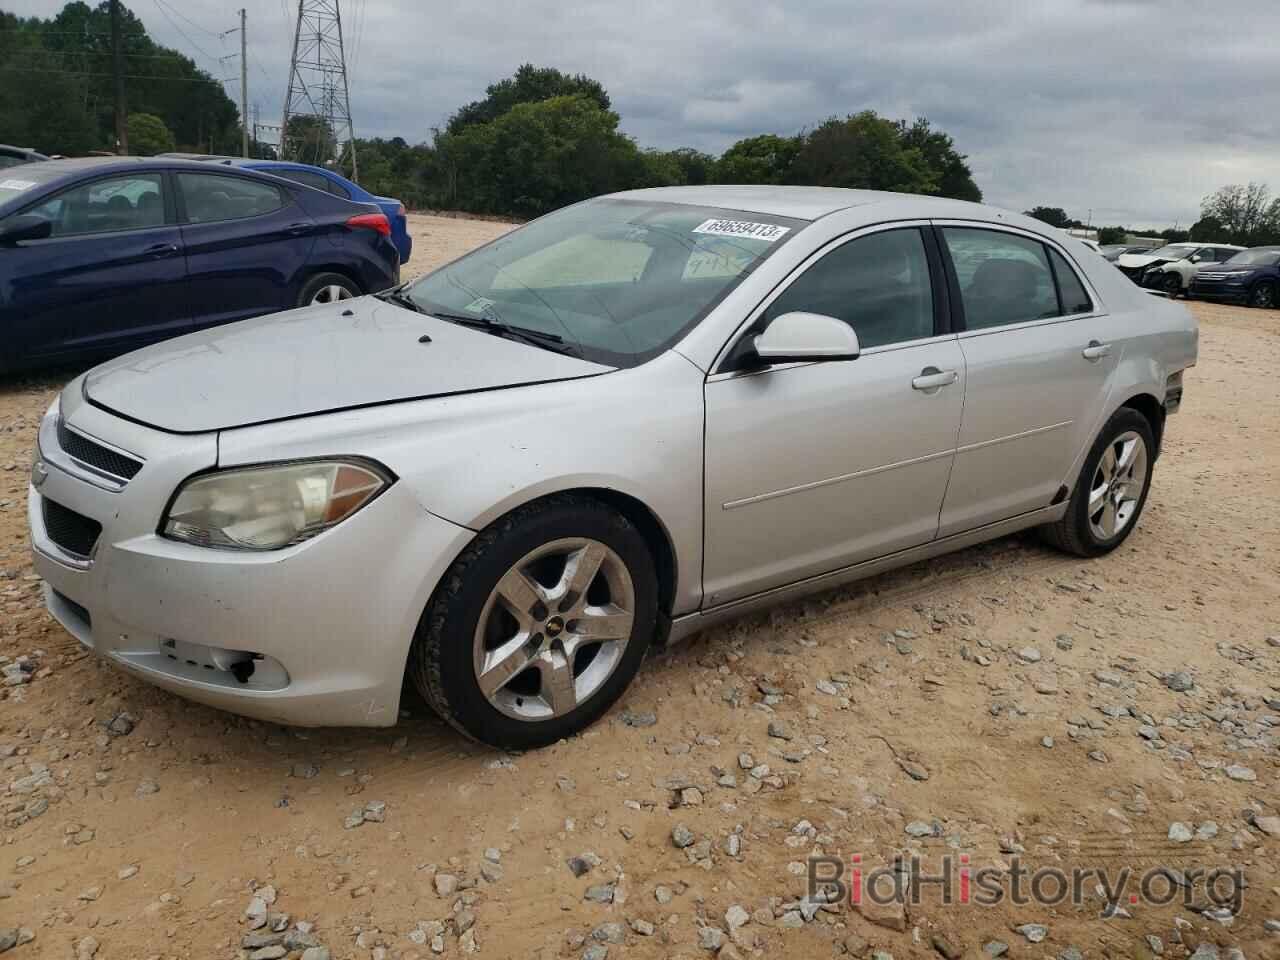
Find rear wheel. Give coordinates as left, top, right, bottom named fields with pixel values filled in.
left=409, top=495, right=657, bottom=750
left=1249, top=280, right=1276, bottom=309
left=298, top=272, right=359, bottom=307
left=1041, top=408, right=1155, bottom=557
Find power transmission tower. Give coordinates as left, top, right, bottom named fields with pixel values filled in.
left=280, top=0, right=357, bottom=180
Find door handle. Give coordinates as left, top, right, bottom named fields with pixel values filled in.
left=1082, top=340, right=1112, bottom=361
left=911, top=368, right=959, bottom=392
left=286, top=222, right=311, bottom=236
left=142, top=242, right=179, bottom=258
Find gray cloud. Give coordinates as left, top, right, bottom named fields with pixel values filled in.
left=9, top=0, right=1280, bottom=226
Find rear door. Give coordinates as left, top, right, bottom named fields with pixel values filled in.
left=935, top=223, right=1118, bottom=536
left=176, top=170, right=317, bottom=329
left=2, top=171, right=187, bottom=362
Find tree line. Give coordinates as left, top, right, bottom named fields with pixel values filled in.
left=340, top=64, right=982, bottom=218
left=1025, top=184, right=1280, bottom=248
left=0, top=2, right=242, bottom=158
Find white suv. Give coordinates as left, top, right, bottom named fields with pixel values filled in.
left=1116, top=242, right=1245, bottom=296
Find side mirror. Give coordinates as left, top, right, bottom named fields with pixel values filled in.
left=1189, top=255, right=1202, bottom=263
left=0, top=214, right=52, bottom=245
left=753, top=312, right=860, bottom=364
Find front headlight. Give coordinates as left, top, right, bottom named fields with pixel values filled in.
left=161, top=458, right=392, bottom=551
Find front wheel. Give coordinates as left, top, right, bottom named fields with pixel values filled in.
left=409, top=495, right=657, bottom=750
left=1249, top=280, right=1276, bottom=309
left=297, top=272, right=360, bottom=307
left=1162, top=272, right=1182, bottom=297
left=1041, top=408, right=1155, bottom=557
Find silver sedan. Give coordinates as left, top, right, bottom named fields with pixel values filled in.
left=29, top=186, right=1197, bottom=748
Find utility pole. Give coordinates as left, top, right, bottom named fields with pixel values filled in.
left=239, top=9, right=249, bottom=157
left=109, top=0, right=128, bottom=154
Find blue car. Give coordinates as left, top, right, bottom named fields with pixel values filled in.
left=1188, top=246, right=1280, bottom=309
left=0, top=157, right=399, bottom=373
left=210, top=159, right=412, bottom=265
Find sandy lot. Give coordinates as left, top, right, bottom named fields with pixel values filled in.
left=1, top=217, right=1277, bottom=960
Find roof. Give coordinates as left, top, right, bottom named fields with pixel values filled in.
left=604, top=184, right=1026, bottom=227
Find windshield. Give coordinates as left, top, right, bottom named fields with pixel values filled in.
left=1224, top=248, right=1280, bottom=266
left=1148, top=244, right=1197, bottom=259
left=401, top=198, right=804, bottom=367
left=0, top=163, right=61, bottom=205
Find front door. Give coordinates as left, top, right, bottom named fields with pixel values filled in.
left=4, top=171, right=188, bottom=361
left=935, top=224, right=1119, bottom=536
left=703, top=225, right=965, bottom=606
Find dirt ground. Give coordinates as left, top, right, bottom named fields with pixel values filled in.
left=1, top=216, right=1277, bottom=960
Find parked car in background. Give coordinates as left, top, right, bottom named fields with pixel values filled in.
left=0, top=144, right=50, bottom=169
left=0, top=157, right=399, bottom=373
left=27, top=186, right=1197, bottom=748
left=1100, top=244, right=1157, bottom=262
left=1188, top=246, right=1280, bottom=308
left=1115, top=242, right=1244, bottom=295
left=165, top=156, right=413, bottom=265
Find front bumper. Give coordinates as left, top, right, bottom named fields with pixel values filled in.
left=29, top=393, right=473, bottom=727
left=1188, top=281, right=1248, bottom=302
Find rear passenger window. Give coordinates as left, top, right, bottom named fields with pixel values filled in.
left=765, top=227, right=935, bottom=349
left=1049, top=249, right=1093, bottom=314
left=943, top=228, right=1059, bottom=330
left=178, top=173, right=286, bottom=224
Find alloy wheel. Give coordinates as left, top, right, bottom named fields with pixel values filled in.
left=1087, top=430, right=1148, bottom=541
left=473, top=538, right=635, bottom=721
left=311, top=284, right=354, bottom=305
left=1251, top=283, right=1275, bottom=309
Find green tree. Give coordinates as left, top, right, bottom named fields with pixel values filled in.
left=1024, top=206, right=1072, bottom=229
left=1199, top=183, right=1280, bottom=245
left=715, top=134, right=802, bottom=184
left=126, top=112, right=174, bottom=155
left=897, top=118, right=982, bottom=202
left=1096, top=226, right=1127, bottom=245
left=447, top=64, right=611, bottom=136
left=444, top=94, right=646, bottom=218
left=1188, top=215, right=1224, bottom=242
left=790, top=112, right=936, bottom=194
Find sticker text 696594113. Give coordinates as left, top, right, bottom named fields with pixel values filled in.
left=692, top=219, right=791, bottom=243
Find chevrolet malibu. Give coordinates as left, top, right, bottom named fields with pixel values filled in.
left=29, top=186, right=1198, bottom=749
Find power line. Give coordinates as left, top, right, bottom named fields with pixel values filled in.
left=151, top=0, right=221, bottom=68
left=153, top=0, right=221, bottom=39
left=0, top=65, right=230, bottom=85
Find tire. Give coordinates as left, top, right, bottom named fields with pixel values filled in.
left=1249, top=280, right=1276, bottom=309
left=409, top=495, right=658, bottom=750
left=1162, top=272, right=1182, bottom=297
left=297, top=272, right=360, bottom=307
left=1041, top=408, right=1155, bottom=558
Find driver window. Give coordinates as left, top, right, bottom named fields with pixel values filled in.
left=26, top=174, right=165, bottom=237
left=764, top=228, right=935, bottom=349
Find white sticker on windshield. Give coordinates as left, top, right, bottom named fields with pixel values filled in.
left=0, top=179, right=37, bottom=191
left=692, top=218, right=790, bottom=242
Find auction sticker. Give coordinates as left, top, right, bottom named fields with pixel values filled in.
left=692, top=218, right=790, bottom=242
left=0, top=179, right=37, bottom=191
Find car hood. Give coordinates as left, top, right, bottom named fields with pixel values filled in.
left=83, top=297, right=615, bottom=433
left=1116, top=253, right=1173, bottom=269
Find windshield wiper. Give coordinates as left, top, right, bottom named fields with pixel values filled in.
left=431, top=312, right=581, bottom=357
left=377, top=288, right=428, bottom=314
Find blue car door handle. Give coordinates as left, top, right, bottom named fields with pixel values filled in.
left=286, top=222, right=312, bottom=236
left=142, top=242, right=180, bottom=258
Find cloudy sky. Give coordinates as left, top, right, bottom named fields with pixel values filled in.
left=9, top=0, right=1280, bottom=226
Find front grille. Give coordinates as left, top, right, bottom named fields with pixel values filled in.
left=42, top=498, right=102, bottom=559
left=57, top=417, right=143, bottom=482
